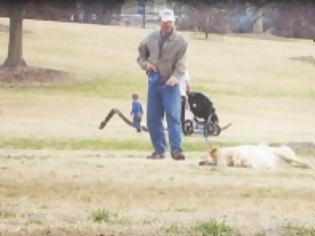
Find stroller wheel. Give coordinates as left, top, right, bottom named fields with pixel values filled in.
left=184, top=120, right=194, bottom=136
left=203, top=122, right=214, bottom=137
left=212, top=124, right=221, bottom=136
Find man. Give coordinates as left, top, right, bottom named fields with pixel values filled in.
left=137, top=9, right=188, bottom=160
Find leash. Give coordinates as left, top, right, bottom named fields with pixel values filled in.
left=220, top=123, right=232, bottom=131
left=203, top=123, right=232, bottom=148
left=203, top=135, right=212, bottom=148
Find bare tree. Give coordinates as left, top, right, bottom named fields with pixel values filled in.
left=251, top=0, right=275, bottom=33
left=177, top=0, right=234, bottom=38
left=2, top=0, right=27, bottom=68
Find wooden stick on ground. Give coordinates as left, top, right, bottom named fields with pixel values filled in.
left=99, top=108, right=148, bottom=132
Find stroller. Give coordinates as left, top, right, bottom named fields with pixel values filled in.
left=183, top=92, right=231, bottom=137
left=98, top=92, right=230, bottom=139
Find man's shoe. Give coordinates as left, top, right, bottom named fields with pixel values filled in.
left=147, top=152, right=165, bottom=160
left=171, top=151, right=185, bottom=161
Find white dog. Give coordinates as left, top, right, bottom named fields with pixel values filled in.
left=200, top=145, right=313, bottom=170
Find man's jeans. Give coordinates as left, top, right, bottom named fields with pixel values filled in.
left=147, top=82, right=182, bottom=154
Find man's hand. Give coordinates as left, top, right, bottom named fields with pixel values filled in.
left=145, top=61, right=157, bottom=73
left=165, top=76, right=179, bottom=87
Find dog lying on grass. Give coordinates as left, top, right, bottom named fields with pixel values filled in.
left=199, top=145, right=314, bottom=169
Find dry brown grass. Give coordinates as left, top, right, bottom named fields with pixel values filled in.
left=0, top=150, right=315, bottom=235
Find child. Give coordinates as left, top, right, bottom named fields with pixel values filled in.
left=131, top=94, right=143, bottom=132
left=179, top=70, right=191, bottom=132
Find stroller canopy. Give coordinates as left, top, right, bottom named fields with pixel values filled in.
left=187, top=92, right=216, bottom=122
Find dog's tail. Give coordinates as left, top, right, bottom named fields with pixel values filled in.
left=272, top=146, right=314, bottom=170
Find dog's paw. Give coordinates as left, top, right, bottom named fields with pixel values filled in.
left=199, top=160, right=215, bottom=166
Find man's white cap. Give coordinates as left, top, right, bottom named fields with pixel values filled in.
left=159, top=9, right=175, bottom=22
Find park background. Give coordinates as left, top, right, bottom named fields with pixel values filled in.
left=0, top=0, right=315, bottom=235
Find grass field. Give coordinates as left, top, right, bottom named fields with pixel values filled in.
left=1, top=18, right=315, bottom=235
left=0, top=150, right=315, bottom=235
left=1, top=18, right=315, bottom=144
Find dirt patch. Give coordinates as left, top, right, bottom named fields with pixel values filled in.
left=290, top=56, right=315, bottom=66
left=287, top=142, right=315, bottom=155
left=0, top=66, right=71, bottom=84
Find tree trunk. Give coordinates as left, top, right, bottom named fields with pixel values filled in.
left=142, top=1, right=146, bottom=29
left=204, top=15, right=210, bottom=39
left=253, top=6, right=264, bottom=33
left=3, top=0, right=27, bottom=68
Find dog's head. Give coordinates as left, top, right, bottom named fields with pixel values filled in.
left=208, top=147, right=219, bottom=165
left=208, top=146, right=235, bottom=167
left=199, top=147, right=219, bottom=166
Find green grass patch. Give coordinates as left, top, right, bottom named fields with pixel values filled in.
left=192, top=82, right=315, bottom=100
left=0, top=73, right=147, bottom=100
left=91, top=208, right=110, bottom=223
left=90, top=209, right=129, bottom=225
left=174, top=208, right=195, bottom=212
left=282, top=223, right=315, bottom=236
left=0, top=137, right=152, bottom=151
left=58, top=72, right=147, bottom=99
left=0, top=137, right=240, bottom=151
left=2, top=76, right=314, bottom=100
left=194, top=219, right=240, bottom=236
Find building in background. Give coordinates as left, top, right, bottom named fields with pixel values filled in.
left=120, top=0, right=169, bottom=28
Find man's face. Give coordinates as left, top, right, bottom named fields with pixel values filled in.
left=160, top=21, right=174, bottom=35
